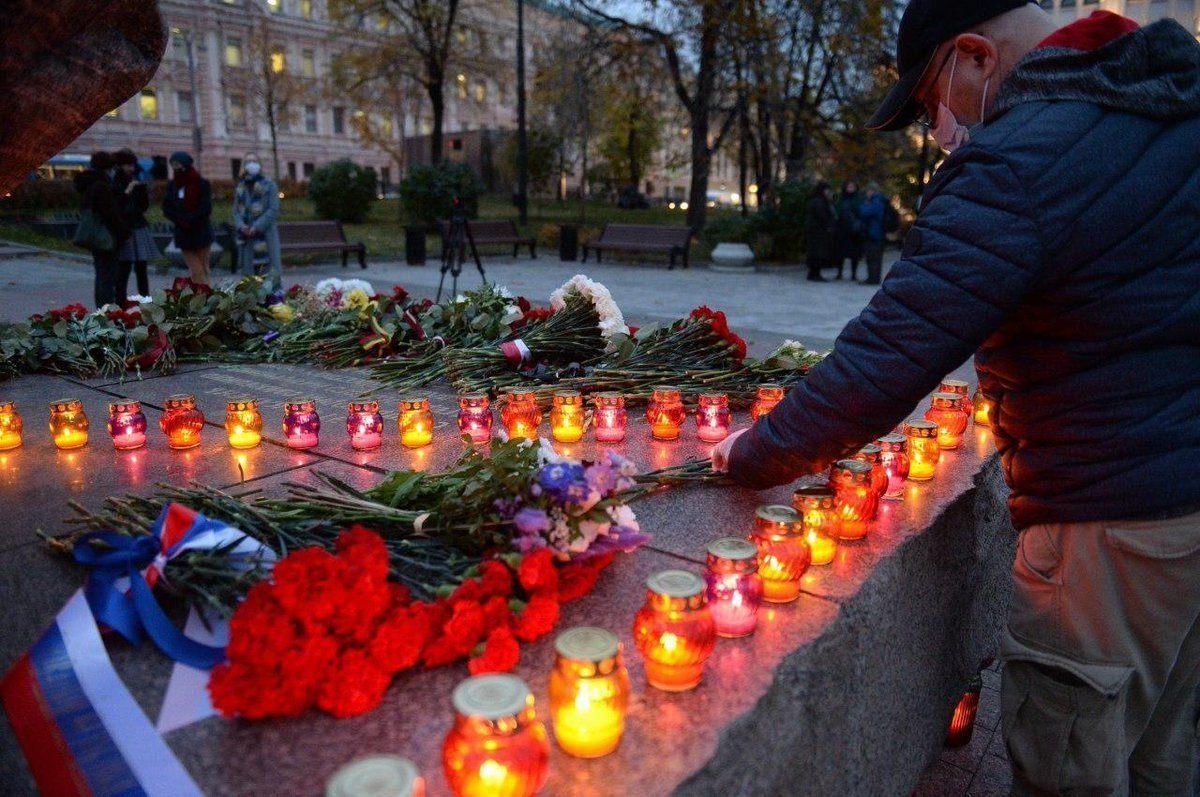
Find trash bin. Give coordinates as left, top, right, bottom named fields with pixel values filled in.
left=405, top=225, right=426, bottom=266
left=559, top=224, right=578, bottom=262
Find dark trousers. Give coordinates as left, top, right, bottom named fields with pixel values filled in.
left=863, top=240, right=885, bottom=285
left=116, top=260, right=149, bottom=303
left=838, top=238, right=863, bottom=279
left=91, top=248, right=119, bottom=308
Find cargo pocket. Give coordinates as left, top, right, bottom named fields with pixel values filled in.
left=1104, top=511, right=1200, bottom=560
left=1001, top=650, right=1134, bottom=795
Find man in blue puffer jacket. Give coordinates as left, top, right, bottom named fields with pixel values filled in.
left=717, top=0, right=1200, bottom=791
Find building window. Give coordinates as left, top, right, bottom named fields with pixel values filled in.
left=287, top=162, right=297, bottom=181
left=474, top=80, right=487, bottom=103
left=451, top=138, right=463, bottom=152
left=271, top=47, right=286, bottom=73
left=303, top=162, right=315, bottom=179
left=380, top=166, right=391, bottom=187
left=301, top=49, right=316, bottom=77
left=456, top=74, right=467, bottom=99
left=178, top=91, right=194, bottom=123
left=106, top=106, right=120, bottom=118
left=332, top=106, right=346, bottom=134
left=299, top=0, right=313, bottom=18
left=266, top=0, right=281, bottom=12
left=230, top=159, right=242, bottom=180
left=225, top=37, right=243, bottom=67
left=139, top=89, right=158, bottom=120
left=304, top=105, right=318, bottom=133
left=228, top=94, right=247, bottom=129
left=1060, top=0, right=1075, bottom=7
left=170, top=27, right=188, bottom=61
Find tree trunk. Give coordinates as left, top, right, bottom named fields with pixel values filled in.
left=686, top=107, right=711, bottom=231
left=427, top=72, right=445, bottom=163
left=626, top=115, right=639, bottom=189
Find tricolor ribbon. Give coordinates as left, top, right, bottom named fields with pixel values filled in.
left=72, top=503, right=274, bottom=670
left=500, top=338, right=532, bottom=366
left=403, top=308, right=428, bottom=340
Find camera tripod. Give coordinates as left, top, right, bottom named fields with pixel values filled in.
left=436, top=199, right=487, bottom=302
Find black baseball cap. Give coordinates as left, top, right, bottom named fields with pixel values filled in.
left=868, top=0, right=1031, bottom=131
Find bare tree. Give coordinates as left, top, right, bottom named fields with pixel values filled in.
left=242, top=10, right=304, bottom=180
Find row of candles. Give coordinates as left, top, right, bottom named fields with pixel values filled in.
left=0, top=379, right=994, bottom=455
left=361, top=382, right=993, bottom=796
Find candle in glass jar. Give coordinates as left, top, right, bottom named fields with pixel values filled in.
left=550, top=391, right=585, bottom=443
left=945, top=673, right=984, bottom=748
left=0, top=402, right=23, bottom=451
left=832, top=459, right=878, bottom=540
left=876, top=433, right=910, bottom=500
left=939, top=379, right=972, bottom=417
left=501, top=390, right=542, bottom=441
left=399, top=397, right=434, bottom=448
left=632, top=570, right=716, bottom=691
left=905, top=420, right=939, bottom=481
left=346, top=400, right=384, bottom=450
left=442, top=674, right=549, bottom=797
left=854, top=443, right=888, bottom=500
left=750, top=505, right=810, bottom=602
left=160, top=394, right=205, bottom=450
left=107, top=401, right=147, bottom=450
left=283, top=399, right=321, bottom=449
left=225, top=398, right=262, bottom=449
left=326, top=756, right=425, bottom=797
left=704, top=538, right=764, bottom=637
left=792, top=485, right=839, bottom=566
left=49, top=399, right=89, bottom=450
left=549, top=627, right=630, bottom=758
left=695, top=392, right=732, bottom=443
left=592, top=393, right=627, bottom=443
left=925, top=392, right=968, bottom=449
left=646, top=386, right=686, bottom=441
left=457, top=393, right=493, bottom=444
left=750, top=384, right=785, bottom=421
left=972, top=387, right=994, bottom=427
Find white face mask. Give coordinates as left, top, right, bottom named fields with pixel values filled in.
left=931, top=50, right=990, bottom=154
left=245, top=161, right=261, bottom=176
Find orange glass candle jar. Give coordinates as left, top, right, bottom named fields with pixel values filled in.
left=399, top=397, right=434, bottom=448
left=704, top=538, right=764, bottom=638
left=646, top=386, right=686, bottom=441
left=750, top=384, right=785, bottom=421
left=347, top=400, right=384, bottom=451
left=49, top=399, right=89, bottom=450
left=695, top=392, right=732, bottom=443
left=939, top=379, right=972, bottom=416
left=327, top=756, right=425, bottom=797
left=160, top=394, right=205, bottom=450
left=548, top=627, right=630, bottom=759
left=877, top=433, right=910, bottom=500
left=107, top=401, right=147, bottom=450
left=945, top=673, right=984, bottom=748
left=854, top=443, right=888, bottom=499
left=972, top=387, right=994, bottom=427
left=905, top=420, right=939, bottom=481
left=633, top=570, right=716, bottom=692
left=225, top=398, right=262, bottom=449
left=925, top=392, right=968, bottom=450
left=457, top=393, right=493, bottom=444
left=750, top=505, right=810, bottom=603
left=0, top=401, right=23, bottom=451
left=592, top=393, right=627, bottom=443
left=792, top=485, right=839, bottom=566
left=283, top=398, right=321, bottom=449
left=442, top=674, right=549, bottom=797
left=832, top=459, right=877, bottom=540
left=550, top=391, right=585, bottom=443
left=501, top=390, right=542, bottom=441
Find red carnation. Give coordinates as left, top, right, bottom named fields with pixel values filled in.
left=450, top=578, right=486, bottom=605
left=335, top=526, right=390, bottom=583
left=517, top=550, right=558, bottom=596
left=316, top=649, right=392, bottom=718
left=391, top=285, right=410, bottom=304
left=482, top=596, right=513, bottom=629
left=513, top=595, right=560, bottom=642
left=370, top=605, right=433, bottom=673
left=478, top=560, right=514, bottom=599
left=556, top=554, right=614, bottom=603
left=131, top=325, right=173, bottom=370
left=468, top=627, right=520, bottom=675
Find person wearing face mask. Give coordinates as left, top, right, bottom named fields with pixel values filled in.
left=713, top=0, right=1200, bottom=791
left=73, top=151, right=130, bottom=307
left=113, top=148, right=155, bottom=302
left=162, top=151, right=214, bottom=286
left=232, top=153, right=282, bottom=291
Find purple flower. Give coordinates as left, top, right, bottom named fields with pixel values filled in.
left=537, top=463, right=585, bottom=496
left=512, top=534, right=549, bottom=554
left=584, top=464, right=617, bottom=496
left=513, top=507, right=551, bottom=535
left=578, top=526, right=652, bottom=558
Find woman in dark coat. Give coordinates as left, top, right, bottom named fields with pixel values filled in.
left=113, top=149, right=155, bottom=301
left=73, top=151, right=129, bottom=307
left=835, top=181, right=865, bottom=280
left=804, top=181, right=837, bottom=282
left=162, top=151, right=213, bottom=286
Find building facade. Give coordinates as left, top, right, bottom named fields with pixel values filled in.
left=1039, top=0, right=1199, bottom=31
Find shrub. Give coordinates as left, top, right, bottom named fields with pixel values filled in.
left=701, top=215, right=755, bottom=250
left=536, top=223, right=561, bottom=249
left=751, top=179, right=812, bottom=261
left=0, top=179, right=79, bottom=212
left=400, top=162, right=481, bottom=228
left=308, top=160, right=378, bottom=223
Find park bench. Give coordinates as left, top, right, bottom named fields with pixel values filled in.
left=277, top=220, right=367, bottom=269
left=582, top=223, right=692, bottom=269
left=438, top=219, right=536, bottom=259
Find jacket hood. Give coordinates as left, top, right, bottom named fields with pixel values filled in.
left=992, top=19, right=1200, bottom=121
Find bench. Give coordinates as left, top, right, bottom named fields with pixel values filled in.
left=438, top=219, right=536, bottom=259
left=582, top=223, right=692, bottom=269
left=277, top=220, right=367, bottom=269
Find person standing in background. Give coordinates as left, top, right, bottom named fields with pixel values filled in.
left=232, top=153, right=282, bottom=291
left=112, top=149, right=155, bottom=302
left=834, top=181, right=865, bottom=280
left=73, top=151, right=129, bottom=307
left=857, top=184, right=889, bottom=285
left=162, top=151, right=213, bottom=286
left=804, top=181, right=837, bottom=282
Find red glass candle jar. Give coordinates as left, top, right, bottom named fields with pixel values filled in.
left=592, top=393, right=627, bottom=443
left=832, top=459, right=877, bottom=539
left=548, top=627, right=630, bottom=759
left=646, top=386, right=687, bottom=441
left=876, top=433, right=910, bottom=500
left=225, top=398, right=262, bottom=449
left=283, top=398, right=321, bottom=449
left=457, top=393, right=493, bottom=444
left=160, top=394, right=204, bottom=450
left=905, top=420, right=939, bottom=481
left=347, top=400, right=384, bottom=451
left=399, top=397, right=434, bottom=449
left=925, top=392, right=968, bottom=450
left=750, top=505, right=810, bottom=603
left=704, top=538, right=764, bottom=638
left=792, top=485, right=839, bottom=566
left=442, top=674, right=550, bottom=797
left=0, top=401, right=22, bottom=451
left=695, top=392, right=732, bottom=443
left=945, top=673, right=984, bottom=748
left=107, top=401, right=147, bottom=450
left=972, top=387, right=994, bottom=428
left=501, top=389, right=542, bottom=441
left=49, top=399, right=89, bottom=450
left=939, top=378, right=972, bottom=417
left=750, top=384, right=785, bottom=421
left=633, top=570, right=716, bottom=692
left=550, top=390, right=585, bottom=443
left=854, top=443, right=888, bottom=499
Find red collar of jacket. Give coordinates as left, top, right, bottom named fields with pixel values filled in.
left=1036, top=10, right=1139, bottom=52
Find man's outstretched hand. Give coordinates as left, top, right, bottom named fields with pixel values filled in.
left=712, top=428, right=749, bottom=473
